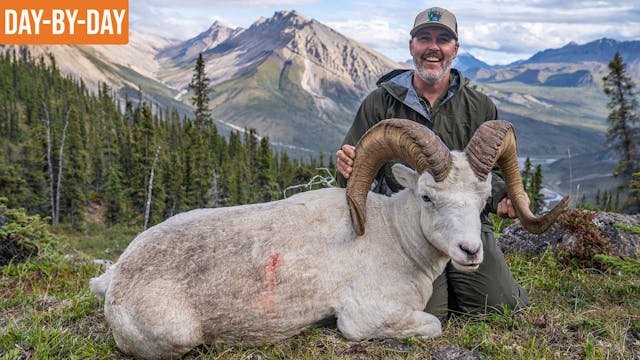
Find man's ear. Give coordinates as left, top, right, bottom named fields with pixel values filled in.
left=392, top=164, right=418, bottom=190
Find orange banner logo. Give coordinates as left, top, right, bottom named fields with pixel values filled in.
left=1, top=0, right=128, bottom=44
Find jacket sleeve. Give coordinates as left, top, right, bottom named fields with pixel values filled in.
left=487, top=102, right=508, bottom=213
left=336, top=91, right=385, bottom=188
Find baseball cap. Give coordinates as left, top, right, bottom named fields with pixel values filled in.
left=410, top=7, right=458, bottom=39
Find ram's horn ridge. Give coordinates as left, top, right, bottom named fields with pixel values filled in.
left=465, top=120, right=570, bottom=234
left=346, top=118, right=452, bottom=235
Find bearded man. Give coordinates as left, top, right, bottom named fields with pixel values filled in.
left=335, top=7, right=530, bottom=320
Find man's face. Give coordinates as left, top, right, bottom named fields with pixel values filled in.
left=410, top=27, right=459, bottom=85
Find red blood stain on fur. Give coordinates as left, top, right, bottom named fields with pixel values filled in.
left=265, top=253, right=282, bottom=292
left=260, top=253, right=283, bottom=313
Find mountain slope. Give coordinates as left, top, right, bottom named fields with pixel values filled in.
left=0, top=32, right=191, bottom=114
left=522, top=38, right=640, bottom=65
left=158, top=10, right=406, bottom=153
left=157, top=21, right=242, bottom=66
left=452, top=50, right=492, bottom=71
left=470, top=38, right=640, bottom=86
left=5, top=14, right=637, bottom=165
left=465, top=38, right=640, bottom=144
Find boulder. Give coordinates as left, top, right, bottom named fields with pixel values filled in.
left=497, top=211, right=640, bottom=259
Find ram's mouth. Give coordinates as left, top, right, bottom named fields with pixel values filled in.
left=452, top=261, right=481, bottom=272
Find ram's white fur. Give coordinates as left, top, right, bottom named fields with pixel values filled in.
left=90, top=152, right=490, bottom=360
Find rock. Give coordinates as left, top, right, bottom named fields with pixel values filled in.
left=592, top=212, right=640, bottom=258
left=497, top=211, right=640, bottom=259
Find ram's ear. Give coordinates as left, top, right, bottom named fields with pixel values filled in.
left=392, top=164, right=419, bottom=190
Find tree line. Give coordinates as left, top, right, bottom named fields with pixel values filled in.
left=0, top=49, right=333, bottom=228
left=1, top=47, right=637, bottom=230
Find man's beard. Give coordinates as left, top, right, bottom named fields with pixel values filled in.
left=414, top=53, right=453, bottom=85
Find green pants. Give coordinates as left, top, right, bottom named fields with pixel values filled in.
left=425, top=228, right=529, bottom=319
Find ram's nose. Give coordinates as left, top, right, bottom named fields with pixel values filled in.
left=459, top=244, right=481, bottom=259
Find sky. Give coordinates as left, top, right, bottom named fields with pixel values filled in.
left=131, top=1, right=640, bottom=65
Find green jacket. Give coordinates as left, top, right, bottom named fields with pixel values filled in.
left=337, top=68, right=507, bottom=226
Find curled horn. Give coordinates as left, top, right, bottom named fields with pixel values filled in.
left=346, top=118, right=452, bottom=236
left=465, top=120, right=570, bottom=234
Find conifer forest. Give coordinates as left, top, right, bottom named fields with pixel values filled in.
left=0, top=49, right=332, bottom=228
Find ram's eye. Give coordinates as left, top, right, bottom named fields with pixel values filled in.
left=422, top=195, right=431, bottom=203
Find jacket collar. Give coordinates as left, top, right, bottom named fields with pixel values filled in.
left=378, top=68, right=464, bottom=121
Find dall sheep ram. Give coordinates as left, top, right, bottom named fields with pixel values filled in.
left=90, top=119, right=568, bottom=359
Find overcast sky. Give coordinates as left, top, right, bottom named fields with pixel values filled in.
left=131, top=1, right=640, bottom=65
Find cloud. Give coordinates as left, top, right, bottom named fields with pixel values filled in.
left=131, top=0, right=323, bottom=39
left=130, top=0, right=640, bottom=64
left=132, top=0, right=315, bottom=9
left=453, top=1, right=640, bottom=61
left=325, top=19, right=409, bottom=50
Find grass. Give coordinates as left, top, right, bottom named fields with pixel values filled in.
left=615, top=223, right=640, bottom=236
left=1, top=223, right=639, bottom=359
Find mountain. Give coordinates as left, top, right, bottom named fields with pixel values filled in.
left=469, top=38, right=640, bottom=86
left=463, top=38, right=640, bottom=139
left=3, top=13, right=638, bottom=201
left=542, top=147, right=624, bottom=201
left=155, top=10, right=406, bottom=154
left=452, top=50, right=492, bottom=71
left=520, top=38, right=640, bottom=65
left=157, top=21, right=242, bottom=65
left=0, top=31, right=191, bottom=114
left=1, top=11, right=406, bottom=154
left=461, top=38, right=640, bottom=201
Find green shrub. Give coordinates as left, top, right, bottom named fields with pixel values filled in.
left=0, top=198, right=61, bottom=266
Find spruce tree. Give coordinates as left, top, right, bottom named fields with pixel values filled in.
left=520, top=156, right=544, bottom=213
left=188, top=53, right=212, bottom=128
left=128, top=102, right=157, bottom=218
left=530, top=164, right=544, bottom=213
left=603, top=52, right=640, bottom=183
left=104, top=167, right=126, bottom=224
left=255, top=137, right=279, bottom=202
left=182, top=119, right=212, bottom=208
left=60, top=106, right=88, bottom=225
left=629, top=172, right=640, bottom=212
left=0, top=159, right=28, bottom=208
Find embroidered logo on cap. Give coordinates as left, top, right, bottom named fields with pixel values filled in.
left=428, top=9, right=442, bottom=22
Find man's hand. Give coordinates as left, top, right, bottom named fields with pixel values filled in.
left=336, top=144, right=356, bottom=179
left=497, top=193, right=531, bottom=219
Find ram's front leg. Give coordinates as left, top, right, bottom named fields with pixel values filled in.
left=337, top=307, right=442, bottom=341
left=379, top=310, right=443, bottom=339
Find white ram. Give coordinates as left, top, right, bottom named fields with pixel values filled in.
left=90, top=119, right=568, bottom=359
